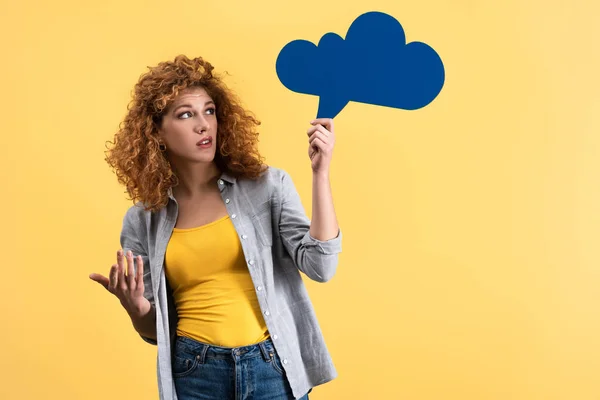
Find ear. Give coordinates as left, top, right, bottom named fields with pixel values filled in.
left=156, top=123, right=165, bottom=140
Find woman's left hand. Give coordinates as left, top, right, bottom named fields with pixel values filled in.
left=307, top=118, right=336, bottom=174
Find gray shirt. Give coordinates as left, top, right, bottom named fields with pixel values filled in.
left=119, top=166, right=343, bottom=399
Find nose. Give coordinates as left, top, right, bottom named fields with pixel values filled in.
left=194, top=114, right=209, bottom=133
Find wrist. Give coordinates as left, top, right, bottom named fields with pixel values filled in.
left=312, top=169, right=330, bottom=179
left=124, top=299, right=152, bottom=321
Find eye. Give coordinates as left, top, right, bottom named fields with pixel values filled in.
left=205, top=107, right=216, bottom=115
left=178, top=111, right=193, bottom=119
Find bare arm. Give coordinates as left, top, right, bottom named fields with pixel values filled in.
left=128, top=301, right=157, bottom=342
left=309, top=171, right=340, bottom=241
left=278, top=116, right=343, bottom=282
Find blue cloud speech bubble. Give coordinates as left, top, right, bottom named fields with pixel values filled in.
left=276, top=11, right=445, bottom=119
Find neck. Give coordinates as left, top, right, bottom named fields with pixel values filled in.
left=171, top=161, right=222, bottom=199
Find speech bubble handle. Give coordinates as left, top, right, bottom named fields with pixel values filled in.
left=316, top=95, right=349, bottom=120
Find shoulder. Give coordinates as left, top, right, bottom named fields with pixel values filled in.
left=234, top=165, right=298, bottom=208
left=263, top=165, right=293, bottom=185
left=122, top=201, right=150, bottom=228
left=237, top=165, right=292, bottom=192
left=256, top=164, right=290, bottom=183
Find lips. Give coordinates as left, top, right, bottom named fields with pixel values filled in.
left=196, top=136, right=213, bottom=146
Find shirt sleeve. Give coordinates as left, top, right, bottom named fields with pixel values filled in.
left=278, top=170, right=342, bottom=282
left=119, top=206, right=157, bottom=345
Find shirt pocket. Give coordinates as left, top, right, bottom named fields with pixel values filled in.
left=251, top=200, right=273, bottom=247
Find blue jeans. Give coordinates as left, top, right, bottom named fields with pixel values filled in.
left=172, top=336, right=310, bottom=400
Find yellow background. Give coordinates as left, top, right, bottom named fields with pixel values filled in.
left=2, top=0, right=599, bottom=398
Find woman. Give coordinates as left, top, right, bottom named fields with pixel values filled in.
left=89, top=55, right=343, bottom=400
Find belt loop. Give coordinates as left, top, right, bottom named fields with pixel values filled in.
left=258, top=340, right=271, bottom=362
left=198, top=343, right=209, bottom=364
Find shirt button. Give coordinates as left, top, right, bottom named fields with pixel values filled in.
left=257, top=286, right=262, bottom=291
left=283, top=359, right=289, bottom=365
left=248, top=260, right=254, bottom=265
left=225, top=199, right=230, bottom=204
left=231, top=214, right=237, bottom=219
left=273, top=335, right=278, bottom=340
left=264, top=310, right=270, bottom=316
left=241, top=234, right=247, bottom=240
left=218, top=179, right=224, bottom=185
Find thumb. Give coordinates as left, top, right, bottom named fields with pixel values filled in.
left=89, top=273, right=110, bottom=291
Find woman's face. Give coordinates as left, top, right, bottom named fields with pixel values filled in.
left=158, top=86, right=218, bottom=165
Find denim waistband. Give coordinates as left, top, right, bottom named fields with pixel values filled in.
left=174, top=335, right=276, bottom=363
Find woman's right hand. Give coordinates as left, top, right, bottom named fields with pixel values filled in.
left=89, top=249, right=151, bottom=317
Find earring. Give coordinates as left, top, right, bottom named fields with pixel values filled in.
left=159, top=143, right=167, bottom=151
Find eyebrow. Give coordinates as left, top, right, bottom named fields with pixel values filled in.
left=172, top=100, right=215, bottom=113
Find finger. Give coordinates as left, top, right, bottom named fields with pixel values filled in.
left=119, top=251, right=129, bottom=291
left=306, top=125, right=321, bottom=136
left=306, top=124, right=330, bottom=137
left=126, top=251, right=135, bottom=289
left=108, top=265, right=118, bottom=293
left=116, top=250, right=124, bottom=291
left=314, top=124, right=332, bottom=138
left=89, top=273, right=110, bottom=291
left=309, top=131, right=329, bottom=146
left=311, top=118, right=334, bottom=132
left=310, top=136, right=328, bottom=151
left=136, top=255, right=144, bottom=292
left=308, top=145, right=318, bottom=160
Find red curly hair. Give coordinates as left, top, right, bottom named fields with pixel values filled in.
left=105, top=55, right=267, bottom=213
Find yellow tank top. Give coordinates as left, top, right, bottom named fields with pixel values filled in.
left=164, top=214, right=269, bottom=347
